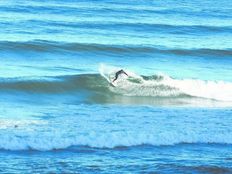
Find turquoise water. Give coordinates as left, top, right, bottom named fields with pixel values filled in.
left=1, top=0, right=232, bottom=173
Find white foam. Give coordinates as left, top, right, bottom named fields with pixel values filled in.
left=166, top=78, right=232, bottom=101
left=99, top=64, right=232, bottom=102
left=1, top=130, right=232, bottom=151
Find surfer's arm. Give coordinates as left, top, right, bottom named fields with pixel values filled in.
left=122, top=70, right=128, bottom=76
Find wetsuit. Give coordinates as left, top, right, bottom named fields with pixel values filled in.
left=112, top=69, right=128, bottom=82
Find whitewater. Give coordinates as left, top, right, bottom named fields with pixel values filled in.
left=100, top=64, right=232, bottom=102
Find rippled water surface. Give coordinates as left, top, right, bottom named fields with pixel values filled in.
left=1, top=0, right=232, bottom=173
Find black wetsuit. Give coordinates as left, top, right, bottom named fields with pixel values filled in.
left=112, top=69, right=128, bottom=82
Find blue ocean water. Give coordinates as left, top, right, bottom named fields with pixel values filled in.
left=1, top=0, right=232, bottom=173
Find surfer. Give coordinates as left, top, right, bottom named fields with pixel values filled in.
left=112, top=69, right=128, bottom=82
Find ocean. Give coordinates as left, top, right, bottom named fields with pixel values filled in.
left=0, top=0, right=232, bottom=173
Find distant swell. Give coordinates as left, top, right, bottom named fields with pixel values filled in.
left=1, top=41, right=232, bottom=57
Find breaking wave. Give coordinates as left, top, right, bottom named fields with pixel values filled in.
left=98, top=64, right=232, bottom=102
left=1, top=129, right=232, bottom=151
left=0, top=64, right=231, bottom=103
